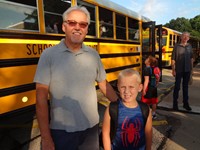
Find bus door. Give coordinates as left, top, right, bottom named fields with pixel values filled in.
left=142, top=22, right=162, bottom=81
left=155, top=25, right=163, bottom=81
left=142, top=21, right=155, bottom=65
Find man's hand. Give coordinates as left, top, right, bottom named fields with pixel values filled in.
left=41, top=137, right=55, bottom=150
left=172, top=70, right=176, bottom=77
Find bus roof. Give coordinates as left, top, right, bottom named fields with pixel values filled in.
left=162, top=26, right=182, bottom=35
left=83, top=0, right=151, bottom=22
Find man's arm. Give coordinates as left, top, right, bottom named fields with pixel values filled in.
left=98, top=80, right=118, bottom=102
left=36, top=83, right=55, bottom=150
left=102, top=107, right=112, bottom=150
left=171, top=44, right=177, bottom=77
left=171, top=60, right=176, bottom=77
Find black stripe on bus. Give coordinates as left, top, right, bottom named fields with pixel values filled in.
left=105, top=63, right=140, bottom=73
left=0, top=53, right=139, bottom=68
left=85, top=38, right=140, bottom=44
left=0, top=83, right=35, bottom=97
left=0, top=104, right=36, bottom=122
left=100, top=52, right=140, bottom=58
left=164, top=51, right=172, bottom=54
left=0, top=63, right=140, bottom=97
left=0, top=31, right=64, bottom=41
left=0, top=58, right=39, bottom=68
left=0, top=31, right=140, bottom=45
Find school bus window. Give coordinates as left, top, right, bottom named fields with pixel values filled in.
left=4, top=0, right=37, bottom=7
left=173, top=35, right=176, bottom=46
left=99, top=7, right=113, bottom=38
left=128, top=18, right=139, bottom=41
left=142, top=28, right=151, bottom=52
left=116, top=13, right=126, bottom=40
left=162, top=29, right=168, bottom=36
left=0, top=0, right=38, bottom=31
left=177, top=36, right=180, bottom=43
left=78, top=1, right=96, bottom=36
left=142, top=38, right=150, bottom=52
left=169, top=34, right=173, bottom=47
left=43, top=0, right=69, bottom=34
left=162, top=37, right=167, bottom=46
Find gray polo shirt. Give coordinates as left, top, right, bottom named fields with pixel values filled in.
left=172, top=43, right=193, bottom=73
left=34, top=39, right=106, bottom=132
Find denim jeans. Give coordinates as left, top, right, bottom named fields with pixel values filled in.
left=173, top=71, right=190, bottom=105
left=51, top=124, right=99, bottom=150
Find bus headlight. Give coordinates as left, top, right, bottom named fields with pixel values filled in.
left=22, top=96, right=28, bottom=103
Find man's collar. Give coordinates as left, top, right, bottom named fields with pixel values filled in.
left=58, top=38, right=89, bottom=53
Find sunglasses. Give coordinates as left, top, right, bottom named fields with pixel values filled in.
left=64, top=20, right=88, bottom=28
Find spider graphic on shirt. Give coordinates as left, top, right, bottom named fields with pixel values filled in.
left=120, top=116, right=141, bottom=147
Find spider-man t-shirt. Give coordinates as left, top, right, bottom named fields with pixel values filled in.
left=112, top=100, right=146, bottom=150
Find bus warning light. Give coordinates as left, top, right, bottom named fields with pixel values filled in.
left=22, top=97, right=28, bottom=103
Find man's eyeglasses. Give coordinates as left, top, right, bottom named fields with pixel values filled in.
left=64, top=20, right=88, bottom=28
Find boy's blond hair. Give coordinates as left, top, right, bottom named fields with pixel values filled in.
left=118, top=68, right=141, bottom=83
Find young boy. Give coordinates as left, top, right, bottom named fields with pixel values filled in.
left=102, top=69, right=152, bottom=150
left=141, top=56, right=161, bottom=119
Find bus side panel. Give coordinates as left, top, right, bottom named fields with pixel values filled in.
left=0, top=65, right=37, bottom=89
left=0, top=42, right=57, bottom=59
left=98, top=43, right=141, bottom=82
left=0, top=39, right=59, bottom=115
left=0, top=91, right=36, bottom=115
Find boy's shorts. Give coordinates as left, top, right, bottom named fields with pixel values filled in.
left=141, top=96, right=158, bottom=105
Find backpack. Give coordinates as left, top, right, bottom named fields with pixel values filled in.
left=99, top=100, right=150, bottom=147
left=149, top=66, right=161, bottom=87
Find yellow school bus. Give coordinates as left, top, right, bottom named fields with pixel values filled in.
left=161, top=27, right=200, bottom=67
left=0, top=0, right=160, bottom=116
left=161, top=27, right=181, bottom=67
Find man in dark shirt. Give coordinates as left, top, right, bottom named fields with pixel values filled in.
left=171, top=32, right=193, bottom=111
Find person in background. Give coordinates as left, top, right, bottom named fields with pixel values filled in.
left=34, top=6, right=118, bottom=150
left=102, top=69, right=152, bottom=150
left=141, top=56, right=161, bottom=119
left=171, top=32, right=193, bottom=111
left=100, top=20, right=107, bottom=37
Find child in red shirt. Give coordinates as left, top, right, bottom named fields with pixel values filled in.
left=141, top=56, right=161, bottom=119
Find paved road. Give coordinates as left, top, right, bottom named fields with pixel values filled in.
left=0, top=64, right=199, bottom=150
left=156, top=62, right=200, bottom=150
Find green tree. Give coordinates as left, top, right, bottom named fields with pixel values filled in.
left=165, top=17, right=192, bottom=32
left=164, top=15, right=200, bottom=39
left=189, top=15, right=200, bottom=39
left=190, top=15, right=200, bottom=31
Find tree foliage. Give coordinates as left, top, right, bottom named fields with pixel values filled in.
left=164, top=15, right=200, bottom=39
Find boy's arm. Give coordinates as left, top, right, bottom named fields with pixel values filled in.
left=102, top=106, right=112, bottom=150
left=143, top=76, right=149, bottom=96
left=145, top=109, right=152, bottom=150
left=156, top=77, right=160, bottom=86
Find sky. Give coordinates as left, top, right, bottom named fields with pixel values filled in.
left=110, top=0, right=200, bottom=25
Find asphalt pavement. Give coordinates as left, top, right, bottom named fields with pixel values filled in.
left=155, top=62, right=200, bottom=150
left=1, top=62, right=199, bottom=150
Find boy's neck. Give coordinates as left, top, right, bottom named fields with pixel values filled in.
left=122, top=100, right=138, bottom=108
